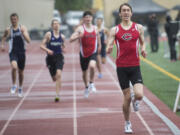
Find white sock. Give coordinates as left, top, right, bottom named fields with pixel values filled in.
left=126, top=121, right=131, bottom=125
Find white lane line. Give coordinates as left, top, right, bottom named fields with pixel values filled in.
left=143, top=96, right=180, bottom=135
left=72, top=46, right=77, bottom=135
left=107, top=56, right=180, bottom=135
left=0, top=66, right=44, bottom=135
left=105, top=57, right=154, bottom=135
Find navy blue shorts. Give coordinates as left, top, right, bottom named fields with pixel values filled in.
left=9, top=52, right=26, bottom=70
left=100, top=47, right=106, bottom=57
left=46, top=54, right=64, bottom=77
left=80, top=53, right=97, bottom=71
left=116, top=66, right=143, bottom=90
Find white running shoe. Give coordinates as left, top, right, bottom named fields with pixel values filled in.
left=124, top=121, right=133, bottom=134
left=10, top=85, right=17, bottom=94
left=18, top=88, right=23, bottom=97
left=131, top=92, right=139, bottom=112
left=84, top=87, right=89, bottom=98
left=89, top=83, right=96, bottom=93
left=132, top=100, right=140, bottom=112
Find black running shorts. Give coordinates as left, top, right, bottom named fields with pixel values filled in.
left=80, top=53, right=97, bottom=71
left=9, top=52, right=26, bottom=70
left=116, top=66, right=143, bottom=90
left=46, top=54, right=64, bottom=77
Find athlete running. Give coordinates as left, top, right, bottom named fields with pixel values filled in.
left=1, top=13, right=31, bottom=97
left=70, top=11, right=101, bottom=98
left=95, top=17, right=109, bottom=78
left=40, top=19, right=65, bottom=102
left=106, top=3, right=147, bottom=134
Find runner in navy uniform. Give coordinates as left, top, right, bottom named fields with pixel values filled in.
left=1, top=13, right=31, bottom=97
left=40, top=19, right=65, bottom=102
left=96, top=17, right=109, bottom=78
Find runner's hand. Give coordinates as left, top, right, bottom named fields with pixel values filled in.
left=141, top=50, right=147, bottom=58
left=47, top=50, right=53, bottom=55
left=106, top=45, right=113, bottom=54
left=0, top=46, right=5, bottom=52
left=78, top=32, right=83, bottom=39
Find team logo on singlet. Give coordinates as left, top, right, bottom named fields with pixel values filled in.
left=121, top=33, right=132, bottom=41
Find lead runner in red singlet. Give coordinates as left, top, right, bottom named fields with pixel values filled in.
left=106, top=3, right=147, bottom=134
left=70, top=11, right=101, bottom=98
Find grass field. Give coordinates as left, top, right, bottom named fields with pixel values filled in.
left=111, top=40, right=180, bottom=116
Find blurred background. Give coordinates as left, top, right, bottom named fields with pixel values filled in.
left=0, top=0, right=179, bottom=38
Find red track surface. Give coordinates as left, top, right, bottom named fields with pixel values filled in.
left=0, top=41, right=180, bottom=135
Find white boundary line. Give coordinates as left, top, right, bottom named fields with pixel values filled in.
left=107, top=56, right=180, bottom=135
left=0, top=66, right=44, bottom=135
left=73, top=45, right=78, bottom=135
left=104, top=65, right=154, bottom=135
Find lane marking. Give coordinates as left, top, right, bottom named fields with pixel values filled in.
left=107, top=56, right=180, bottom=135
left=72, top=45, right=78, bottom=135
left=0, top=66, right=44, bottom=135
left=140, top=56, right=180, bottom=82
left=106, top=57, right=154, bottom=135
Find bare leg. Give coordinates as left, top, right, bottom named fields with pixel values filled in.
left=18, top=69, right=24, bottom=88
left=96, top=54, right=102, bottom=74
left=101, top=57, right=106, bottom=64
left=11, top=61, right=17, bottom=85
left=82, top=70, right=88, bottom=87
left=55, top=69, right=62, bottom=96
left=122, top=88, right=131, bottom=121
left=133, top=83, right=143, bottom=101
left=89, top=60, right=96, bottom=83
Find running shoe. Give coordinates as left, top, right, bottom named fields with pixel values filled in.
left=132, top=100, right=140, bottom=112
left=88, top=83, right=96, bottom=93
left=98, top=73, right=103, bottom=79
left=124, top=121, right=133, bottom=134
left=131, top=92, right=139, bottom=112
left=89, top=83, right=96, bottom=93
left=54, top=95, right=60, bottom=102
left=84, top=87, right=89, bottom=98
left=10, top=85, right=17, bottom=94
left=18, top=88, right=23, bottom=97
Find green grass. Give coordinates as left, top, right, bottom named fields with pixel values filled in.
left=111, top=42, right=180, bottom=116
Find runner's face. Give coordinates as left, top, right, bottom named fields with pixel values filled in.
left=52, top=21, right=60, bottom=31
left=96, top=18, right=103, bottom=26
left=83, top=15, right=93, bottom=24
left=11, top=16, right=18, bottom=26
left=119, top=5, right=132, bottom=21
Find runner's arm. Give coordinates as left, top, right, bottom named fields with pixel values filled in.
left=69, top=26, right=83, bottom=42
left=21, top=25, right=31, bottom=43
left=138, top=24, right=147, bottom=58
left=106, top=27, right=116, bottom=54
left=1, top=28, right=10, bottom=51
left=40, top=32, right=53, bottom=55
left=61, top=34, right=66, bottom=53
left=97, top=29, right=101, bottom=53
left=104, top=27, right=110, bottom=45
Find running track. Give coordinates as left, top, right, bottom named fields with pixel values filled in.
left=0, top=41, right=180, bottom=135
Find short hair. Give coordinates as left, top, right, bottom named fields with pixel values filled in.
left=83, top=11, right=93, bottom=17
left=96, top=16, right=103, bottom=20
left=10, top=13, right=19, bottom=19
left=119, top=3, right=132, bottom=13
left=51, top=18, right=60, bottom=26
